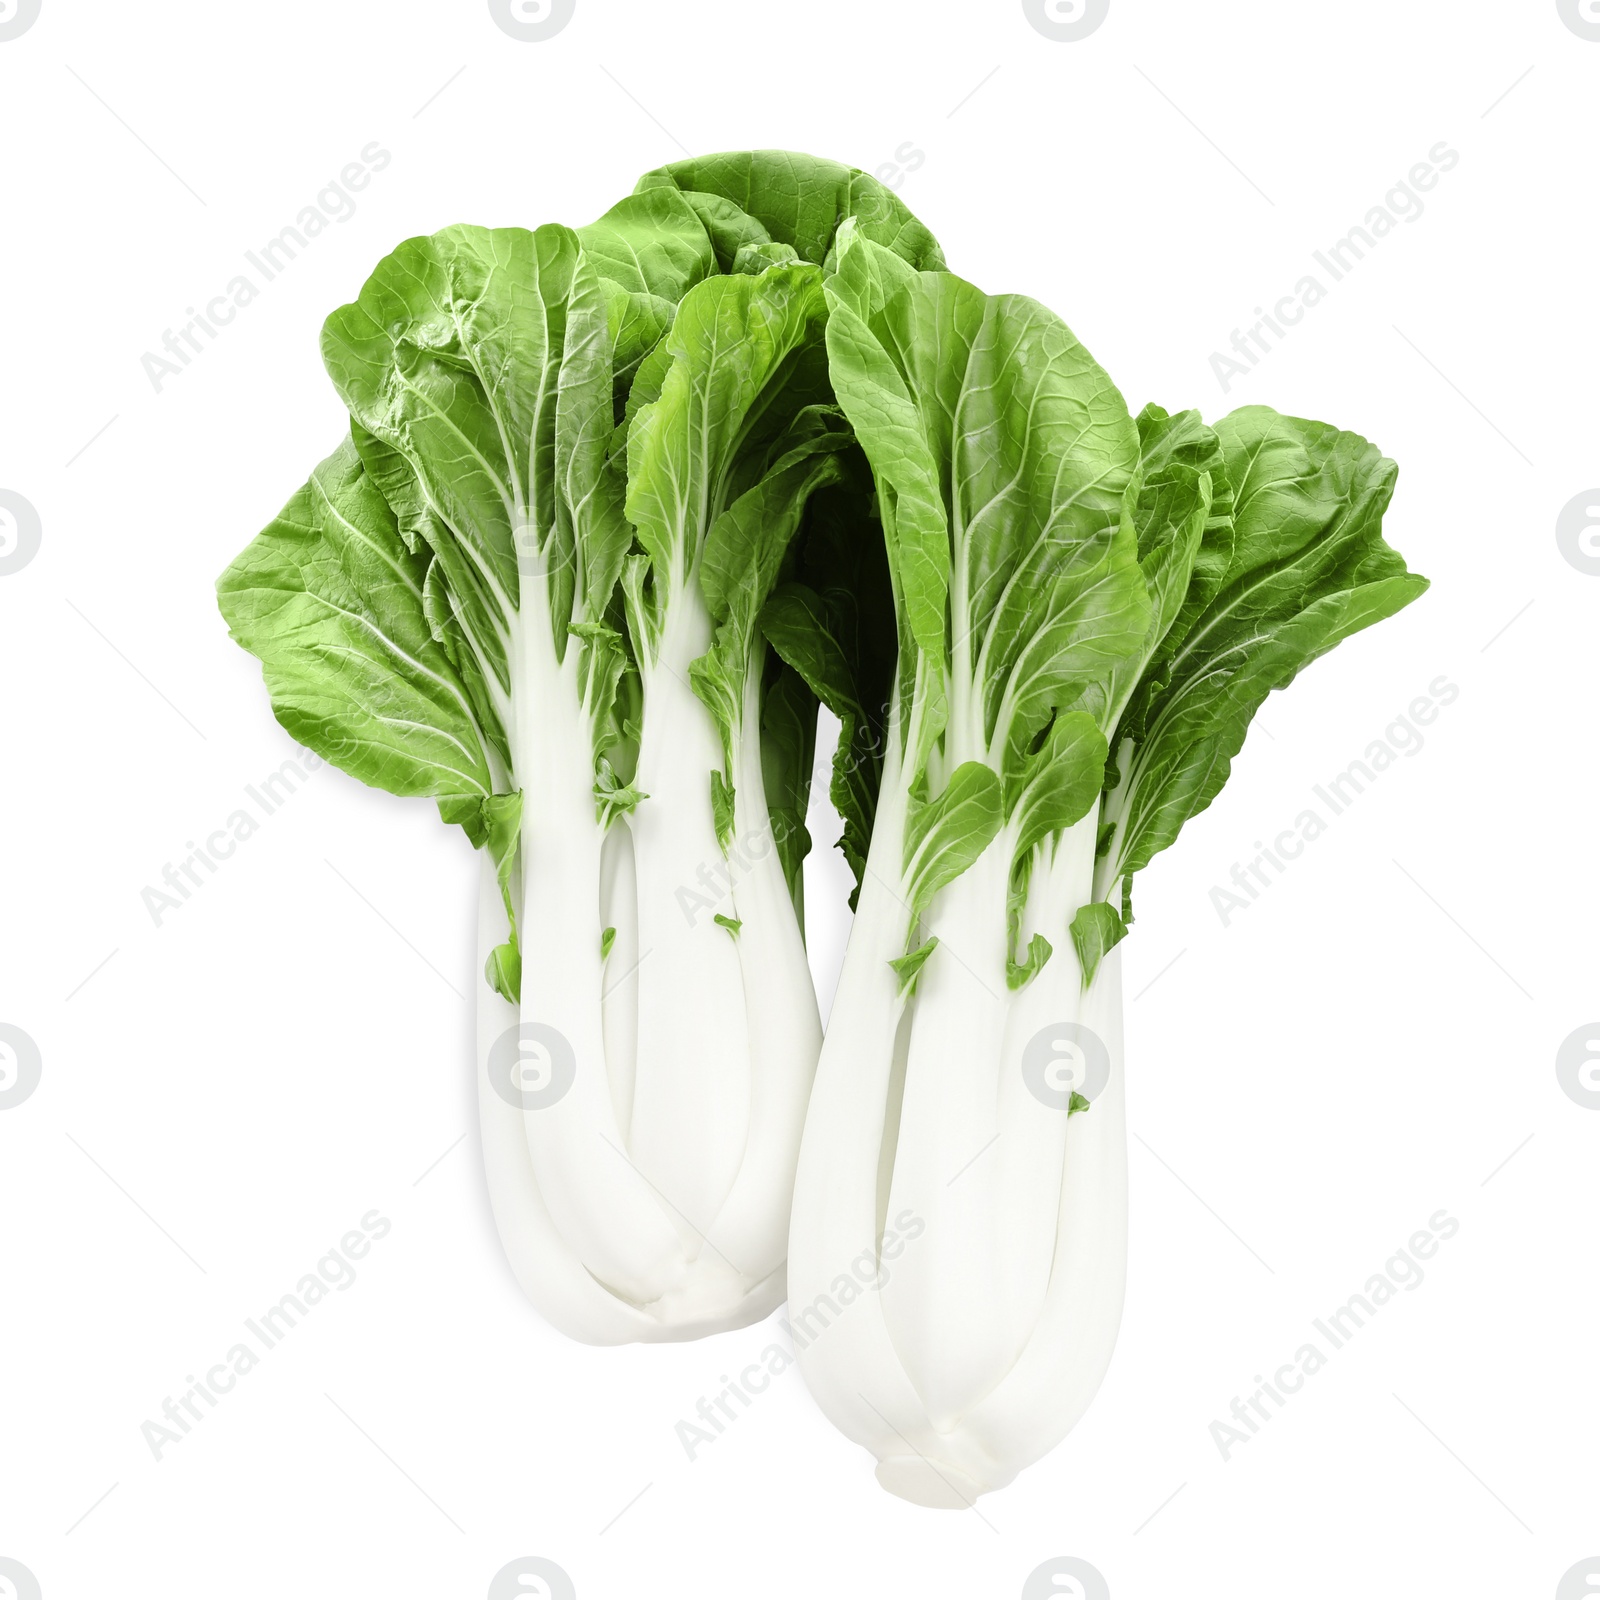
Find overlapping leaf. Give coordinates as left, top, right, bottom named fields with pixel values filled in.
left=1102, top=405, right=1428, bottom=890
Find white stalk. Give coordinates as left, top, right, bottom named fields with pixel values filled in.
left=476, top=548, right=816, bottom=1338
left=790, top=767, right=1129, bottom=1504
left=702, top=665, right=822, bottom=1277
left=965, top=947, right=1126, bottom=1476
left=626, top=582, right=752, bottom=1246
left=878, top=832, right=1012, bottom=1427
left=477, top=851, right=787, bottom=1342
left=508, top=562, right=686, bottom=1304
left=787, top=734, right=929, bottom=1450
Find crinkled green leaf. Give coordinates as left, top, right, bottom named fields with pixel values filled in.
left=322, top=223, right=631, bottom=686
left=1101, top=406, right=1428, bottom=892
left=822, top=227, right=1149, bottom=915
left=217, top=437, right=500, bottom=800
left=624, top=263, right=829, bottom=648
left=635, top=150, right=946, bottom=273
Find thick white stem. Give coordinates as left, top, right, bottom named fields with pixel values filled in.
left=701, top=667, right=822, bottom=1277
left=509, top=568, right=684, bottom=1303
left=626, top=588, right=752, bottom=1243
left=788, top=751, right=929, bottom=1454
left=966, top=946, right=1126, bottom=1473
left=475, top=853, right=651, bottom=1343
left=790, top=772, right=1129, bottom=1502
left=477, top=854, right=787, bottom=1341
left=879, top=832, right=1013, bottom=1428
left=987, top=814, right=1100, bottom=1372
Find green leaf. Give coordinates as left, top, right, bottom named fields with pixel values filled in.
left=889, top=936, right=939, bottom=997
left=1068, top=1091, right=1091, bottom=1117
left=760, top=475, right=897, bottom=908
left=1006, top=932, right=1053, bottom=991
left=441, top=788, right=525, bottom=1002
left=485, top=940, right=522, bottom=1003
left=758, top=664, right=818, bottom=917
left=1102, top=407, right=1428, bottom=890
left=713, top=912, right=742, bottom=937
left=634, top=150, right=946, bottom=273
left=822, top=228, right=1150, bottom=840
left=709, top=769, right=736, bottom=849
left=595, top=758, right=648, bottom=827
left=577, top=184, right=720, bottom=301
left=321, top=223, right=632, bottom=699
left=600, top=925, right=616, bottom=960
left=734, top=240, right=802, bottom=275
left=1008, top=711, right=1109, bottom=870
left=1069, top=901, right=1127, bottom=988
left=688, top=408, right=854, bottom=766
left=1093, top=404, right=1225, bottom=737
left=578, top=184, right=720, bottom=417
left=217, top=438, right=500, bottom=801
left=624, top=264, right=830, bottom=654
left=903, top=762, right=1004, bottom=917
left=438, top=794, right=489, bottom=847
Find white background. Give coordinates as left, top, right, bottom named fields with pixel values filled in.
left=2, top=2, right=1596, bottom=1596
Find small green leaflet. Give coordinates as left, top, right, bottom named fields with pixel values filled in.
left=889, top=937, right=939, bottom=997
left=1006, top=932, right=1053, bottom=991
left=710, top=770, right=736, bottom=850
left=714, top=913, right=742, bottom=937
left=902, top=763, right=1004, bottom=918
left=1068, top=902, right=1127, bottom=989
left=596, top=758, right=648, bottom=827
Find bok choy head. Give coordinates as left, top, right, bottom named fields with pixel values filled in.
left=216, top=158, right=941, bottom=1344
left=784, top=224, right=1427, bottom=1505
